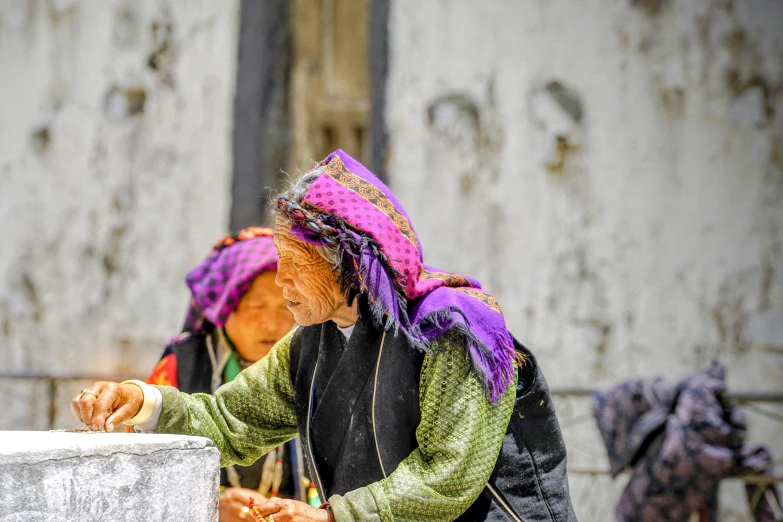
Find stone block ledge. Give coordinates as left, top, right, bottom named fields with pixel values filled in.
left=0, top=431, right=220, bottom=522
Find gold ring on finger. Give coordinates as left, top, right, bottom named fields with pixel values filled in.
left=80, top=389, right=98, bottom=398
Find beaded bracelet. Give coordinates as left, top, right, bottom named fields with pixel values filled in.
left=247, top=497, right=265, bottom=522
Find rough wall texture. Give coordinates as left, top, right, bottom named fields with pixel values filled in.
left=386, top=0, right=782, bottom=520
left=0, top=1, right=239, bottom=428
left=0, top=432, right=220, bottom=521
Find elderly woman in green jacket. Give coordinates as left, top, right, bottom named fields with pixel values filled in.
left=72, top=150, right=576, bottom=522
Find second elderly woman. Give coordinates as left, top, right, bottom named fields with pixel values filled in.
left=140, top=227, right=308, bottom=521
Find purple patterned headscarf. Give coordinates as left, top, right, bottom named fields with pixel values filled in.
left=179, top=227, right=277, bottom=336
left=276, top=150, right=516, bottom=402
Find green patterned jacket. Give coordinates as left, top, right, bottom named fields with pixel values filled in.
left=155, top=327, right=516, bottom=522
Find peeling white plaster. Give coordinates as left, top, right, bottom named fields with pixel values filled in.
left=0, top=0, right=240, bottom=429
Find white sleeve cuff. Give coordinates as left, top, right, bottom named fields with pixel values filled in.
left=132, top=385, right=163, bottom=433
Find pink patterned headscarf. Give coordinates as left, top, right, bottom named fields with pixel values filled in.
left=180, top=227, right=277, bottom=336
left=277, top=150, right=517, bottom=402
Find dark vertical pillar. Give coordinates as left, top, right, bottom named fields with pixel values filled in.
left=230, top=0, right=292, bottom=232
left=368, top=0, right=390, bottom=184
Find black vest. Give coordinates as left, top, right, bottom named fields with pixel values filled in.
left=289, top=316, right=578, bottom=521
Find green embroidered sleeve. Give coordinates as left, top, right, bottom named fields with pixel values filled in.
left=154, top=328, right=299, bottom=467
left=329, top=334, right=517, bottom=522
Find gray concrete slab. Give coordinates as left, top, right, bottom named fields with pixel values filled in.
left=0, top=431, right=219, bottom=522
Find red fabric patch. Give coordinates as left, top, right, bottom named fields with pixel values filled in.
left=146, top=353, right=178, bottom=388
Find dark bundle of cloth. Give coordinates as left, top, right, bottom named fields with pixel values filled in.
left=593, top=361, right=781, bottom=522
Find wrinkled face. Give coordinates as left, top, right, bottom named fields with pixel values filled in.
left=273, top=217, right=348, bottom=326
left=224, top=271, right=295, bottom=362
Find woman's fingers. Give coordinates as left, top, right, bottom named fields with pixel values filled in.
left=103, top=401, right=133, bottom=432
left=104, top=383, right=144, bottom=431
left=73, top=383, right=101, bottom=430
left=255, top=496, right=281, bottom=516
left=70, top=382, right=144, bottom=431
left=218, top=494, right=250, bottom=522
left=90, top=382, right=118, bottom=431
left=235, top=497, right=326, bottom=521
left=219, top=489, right=249, bottom=510
left=220, top=489, right=262, bottom=522
left=70, top=382, right=120, bottom=431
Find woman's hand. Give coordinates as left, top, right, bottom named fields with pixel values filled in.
left=69, top=381, right=144, bottom=432
left=255, top=498, right=332, bottom=522
left=219, top=488, right=269, bottom=522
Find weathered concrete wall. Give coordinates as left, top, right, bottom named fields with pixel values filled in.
left=386, top=0, right=782, bottom=520
left=0, top=431, right=219, bottom=521
left=0, top=1, right=239, bottom=428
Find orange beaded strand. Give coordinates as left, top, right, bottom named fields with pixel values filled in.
left=247, top=497, right=266, bottom=522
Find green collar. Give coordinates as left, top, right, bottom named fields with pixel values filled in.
left=219, top=327, right=243, bottom=383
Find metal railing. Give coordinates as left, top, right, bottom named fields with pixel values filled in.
left=3, top=370, right=779, bottom=518
left=2, top=370, right=781, bottom=429
left=550, top=387, right=783, bottom=403
left=0, top=370, right=131, bottom=430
